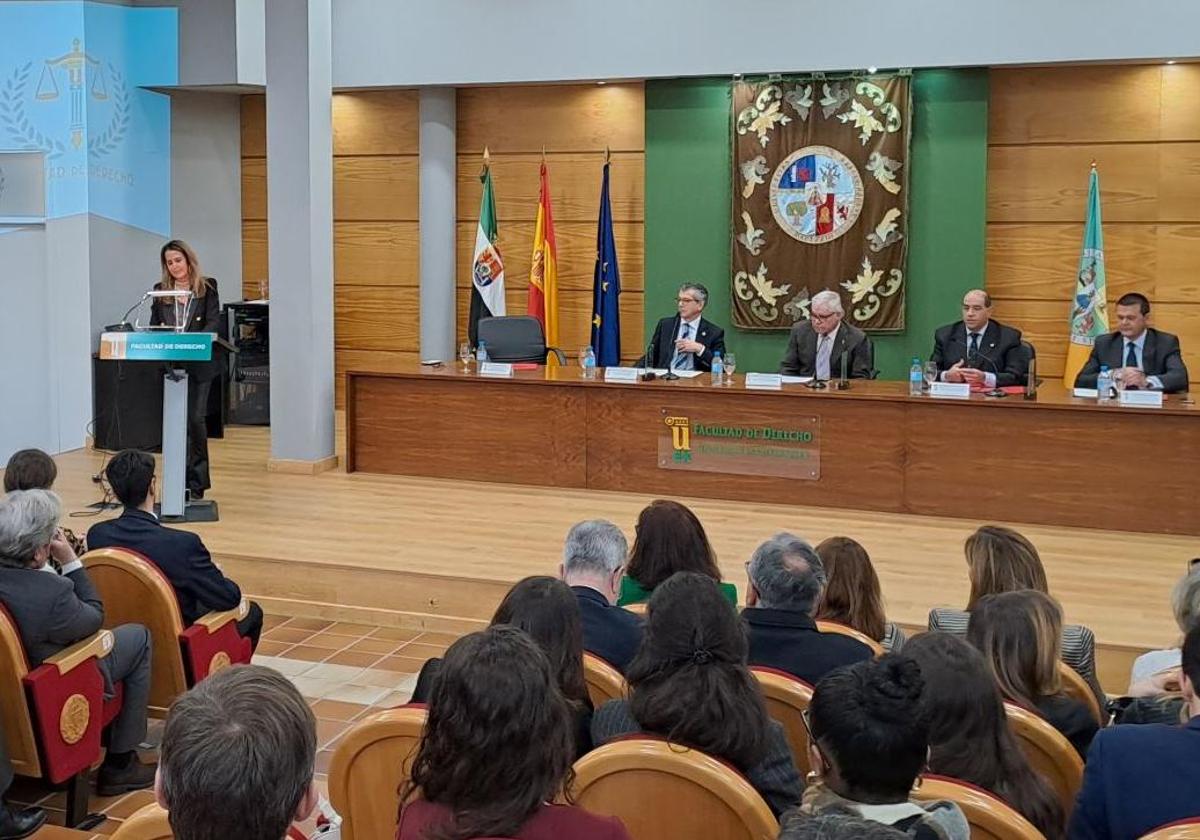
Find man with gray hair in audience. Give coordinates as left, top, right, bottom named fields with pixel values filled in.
left=558, top=519, right=643, bottom=672
left=743, top=532, right=873, bottom=684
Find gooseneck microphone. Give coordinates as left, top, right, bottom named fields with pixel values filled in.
left=967, top=344, right=1005, bottom=397
left=105, top=289, right=151, bottom=332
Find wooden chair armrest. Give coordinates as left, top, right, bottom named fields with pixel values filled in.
left=193, top=599, right=249, bottom=631
left=44, top=629, right=114, bottom=675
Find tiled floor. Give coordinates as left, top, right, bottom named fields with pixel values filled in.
left=11, top=613, right=458, bottom=838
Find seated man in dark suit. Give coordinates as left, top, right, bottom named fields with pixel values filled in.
left=642, top=282, right=726, bottom=372
left=1070, top=624, right=1200, bottom=839
left=779, top=290, right=873, bottom=380
left=87, top=450, right=263, bottom=649
left=743, top=532, right=872, bottom=685
left=1074, top=292, right=1190, bottom=394
left=0, top=490, right=154, bottom=794
left=931, top=289, right=1028, bottom=387
left=559, top=519, right=642, bottom=673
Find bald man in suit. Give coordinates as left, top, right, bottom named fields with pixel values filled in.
left=930, top=289, right=1028, bottom=388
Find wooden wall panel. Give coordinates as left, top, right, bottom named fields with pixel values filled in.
left=457, top=84, right=644, bottom=153
left=335, top=287, right=420, bottom=351
left=334, top=222, right=420, bottom=286
left=334, top=157, right=420, bottom=221
left=333, top=91, right=420, bottom=155
left=241, top=156, right=267, bottom=221
left=457, top=153, right=643, bottom=223
left=241, top=96, right=265, bottom=157
left=242, top=221, right=268, bottom=296
left=986, top=65, right=1200, bottom=386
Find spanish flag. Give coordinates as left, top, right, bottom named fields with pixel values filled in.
left=528, top=161, right=559, bottom=361
left=1063, top=165, right=1108, bottom=388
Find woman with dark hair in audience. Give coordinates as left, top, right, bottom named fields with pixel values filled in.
left=800, top=656, right=969, bottom=840
left=905, top=632, right=1065, bottom=839
left=618, top=499, right=737, bottom=606
left=3, top=448, right=86, bottom=556
left=928, top=524, right=1104, bottom=707
left=398, top=625, right=630, bottom=840
left=815, top=536, right=905, bottom=651
left=592, top=571, right=801, bottom=815
left=411, top=576, right=594, bottom=758
left=967, top=590, right=1098, bottom=759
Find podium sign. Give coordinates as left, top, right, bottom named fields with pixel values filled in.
left=659, top=408, right=821, bottom=480
left=99, top=331, right=213, bottom=361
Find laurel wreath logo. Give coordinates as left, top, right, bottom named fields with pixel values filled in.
left=0, top=59, right=130, bottom=161
left=88, top=64, right=129, bottom=159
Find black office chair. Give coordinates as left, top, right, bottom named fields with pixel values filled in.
left=476, top=316, right=567, bottom=364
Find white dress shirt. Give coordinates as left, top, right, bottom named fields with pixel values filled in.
left=940, top=324, right=996, bottom=388
left=672, top=315, right=702, bottom=369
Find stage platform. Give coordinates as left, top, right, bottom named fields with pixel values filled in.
left=49, top=422, right=1196, bottom=695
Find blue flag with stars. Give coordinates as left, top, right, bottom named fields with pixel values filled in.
left=590, top=161, right=622, bottom=366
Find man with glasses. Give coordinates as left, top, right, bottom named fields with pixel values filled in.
left=642, top=282, right=726, bottom=372
left=779, top=290, right=873, bottom=379
left=931, top=289, right=1027, bottom=387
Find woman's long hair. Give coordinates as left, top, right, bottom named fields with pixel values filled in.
left=491, top=576, right=589, bottom=708
left=965, top=525, right=1047, bottom=610
left=905, top=632, right=1066, bottom=839
left=159, top=239, right=208, bottom=298
left=400, top=626, right=575, bottom=840
left=627, top=571, right=768, bottom=770
left=625, top=500, right=720, bottom=592
left=967, top=589, right=1064, bottom=710
left=815, top=537, right=886, bottom=642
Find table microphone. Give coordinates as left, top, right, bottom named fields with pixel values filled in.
left=967, top=347, right=1005, bottom=397
left=639, top=337, right=658, bottom=381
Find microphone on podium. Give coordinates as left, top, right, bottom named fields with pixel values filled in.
left=105, top=288, right=152, bottom=332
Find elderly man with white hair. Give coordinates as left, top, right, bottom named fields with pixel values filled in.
left=0, top=489, right=155, bottom=795
left=779, top=290, right=874, bottom=380
left=559, top=519, right=643, bottom=673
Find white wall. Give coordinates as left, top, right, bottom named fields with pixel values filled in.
left=331, top=0, right=1200, bottom=87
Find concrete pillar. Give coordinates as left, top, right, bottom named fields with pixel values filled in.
left=265, top=0, right=335, bottom=466
left=419, top=87, right=458, bottom=362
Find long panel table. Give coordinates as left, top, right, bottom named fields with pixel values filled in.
left=346, top=365, right=1200, bottom=536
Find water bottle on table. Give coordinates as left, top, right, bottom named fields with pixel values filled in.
left=711, top=352, right=724, bottom=385
left=477, top=340, right=489, bottom=364
left=583, top=346, right=597, bottom=380
left=908, top=357, right=923, bottom=396
left=1097, top=365, right=1112, bottom=402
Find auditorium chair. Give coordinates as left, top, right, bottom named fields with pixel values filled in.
left=622, top=602, right=648, bottom=616
left=329, top=704, right=427, bottom=840
left=749, top=666, right=814, bottom=775
left=110, top=804, right=172, bottom=840
left=815, top=620, right=884, bottom=655
left=1004, top=701, right=1084, bottom=815
left=0, top=605, right=119, bottom=828
left=476, top=316, right=566, bottom=364
left=572, top=738, right=778, bottom=840
left=81, top=547, right=252, bottom=716
left=583, top=652, right=627, bottom=708
left=912, top=775, right=1044, bottom=840
left=1058, top=660, right=1106, bottom=725
left=1140, top=817, right=1200, bottom=839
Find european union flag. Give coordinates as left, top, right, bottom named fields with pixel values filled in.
left=590, top=161, right=622, bottom=366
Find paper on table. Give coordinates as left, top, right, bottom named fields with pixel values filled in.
left=781, top=375, right=813, bottom=384
left=637, top=368, right=704, bottom=379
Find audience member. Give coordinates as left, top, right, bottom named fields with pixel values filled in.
left=815, top=536, right=906, bottom=651
left=87, top=449, right=263, bottom=649
left=412, top=576, right=594, bottom=758
left=3, top=448, right=86, bottom=556
left=399, top=625, right=631, bottom=840
left=744, top=533, right=873, bottom=684
left=0, top=490, right=154, bottom=793
left=592, top=571, right=802, bottom=816
left=779, top=810, right=908, bottom=839
left=156, top=665, right=317, bottom=840
left=800, top=656, right=969, bottom=840
left=1127, top=567, right=1200, bottom=696
left=968, top=590, right=1098, bottom=759
left=928, top=525, right=1104, bottom=706
left=1070, top=624, right=1200, bottom=839
left=559, top=519, right=643, bottom=673
left=0, top=728, right=45, bottom=840
left=618, top=500, right=736, bottom=606
left=906, top=632, right=1065, bottom=839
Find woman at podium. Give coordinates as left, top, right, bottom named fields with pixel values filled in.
left=152, top=240, right=221, bottom=499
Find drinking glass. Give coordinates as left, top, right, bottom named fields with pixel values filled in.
left=578, top=347, right=590, bottom=379
left=923, top=361, right=938, bottom=391
left=723, top=352, right=737, bottom=384
left=458, top=342, right=472, bottom=369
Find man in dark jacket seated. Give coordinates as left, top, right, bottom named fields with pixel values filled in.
left=559, top=519, right=643, bottom=673
left=0, top=490, right=154, bottom=795
left=87, top=450, right=263, bottom=649
left=743, top=532, right=873, bottom=685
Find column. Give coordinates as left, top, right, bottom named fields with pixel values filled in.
left=419, top=87, right=457, bottom=362
left=264, top=0, right=335, bottom=467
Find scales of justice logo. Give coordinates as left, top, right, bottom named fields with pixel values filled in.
left=0, top=38, right=130, bottom=160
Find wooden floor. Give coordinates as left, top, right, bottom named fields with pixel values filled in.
left=47, top=422, right=1197, bottom=687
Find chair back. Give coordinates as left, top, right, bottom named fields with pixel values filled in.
left=572, top=738, right=778, bottom=840
left=749, top=666, right=813, bottom=775
left=329, top=705, right=428, bottom=840
left=583, top=652, right=627, bottom=708
left=83, top=548, right=188, bottom=717
left=815, top=620, right=883, bottom=656
left=477, top=316, right=550, bottom=363
left=1141, top=817, right=1200, bottom=839
left=1004, top=701, right=1084, bottom=815
left=622, top=602, right=648, bottom=616
left=913, top=775, right=1044, bottom=840
left=110, top=803, right=173, bottom=840
left=0, top=605, right=40, bottom=778
left=1058, top=661, right=1105, bottom=725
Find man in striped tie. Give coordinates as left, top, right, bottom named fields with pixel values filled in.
left=643, top=282, right=727, bottom=372
left=779, top=290, right=874, bottom=380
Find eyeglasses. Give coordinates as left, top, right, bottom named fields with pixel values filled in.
left=810, top=311, right=837, bottom=322
left=677, top=296, right=700, bottom=304
left=801, top=708, right=830, bottom=773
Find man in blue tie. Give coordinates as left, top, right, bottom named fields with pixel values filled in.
left=1075, top=292, right=1190, bottom=393
left=643, top=282, right=726, bottom=372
